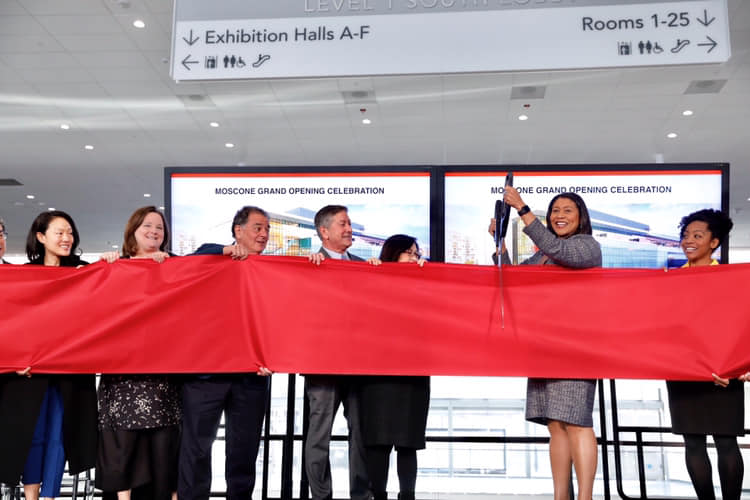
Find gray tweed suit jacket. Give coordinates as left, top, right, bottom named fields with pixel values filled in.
left=502, top=218, right=602, bottom=268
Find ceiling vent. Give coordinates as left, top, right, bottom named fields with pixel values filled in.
left=0, top=178, right=23, bottom=186
left=510, top=85, right=546, bottom=100
left=684, top=79, right=727, bottom=94
left=342, top=90, right=376, bottom=104
left=177, top=94, right=217, bottom=109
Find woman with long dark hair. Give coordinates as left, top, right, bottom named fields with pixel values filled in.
left=0, top=210, right=97, bottom=500
left=668, top=209, right=744, bottom=500
left=360, top=234, right=429, bottom=500
left=494, top=189, right=602, bottom=500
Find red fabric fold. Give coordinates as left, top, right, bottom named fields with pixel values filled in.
left=1, top=257, right=748, bottom=380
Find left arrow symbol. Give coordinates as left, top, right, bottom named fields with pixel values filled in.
left=182, top=30, right=199, bottom=46
left=182, top=55, right=199, bottom=70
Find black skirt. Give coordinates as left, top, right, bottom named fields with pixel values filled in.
left=667, top=379, right=745, bottom=436
left=359, top=376, right=430, bottom=449
left=96, top=425, right=180, bottom=498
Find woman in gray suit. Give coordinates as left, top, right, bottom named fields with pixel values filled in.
left=493, top=187, right=602, bottom=500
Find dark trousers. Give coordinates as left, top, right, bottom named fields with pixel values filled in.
left=178, top=375, right=269, bottom=500
left=304, top=376, right=369, bottom=500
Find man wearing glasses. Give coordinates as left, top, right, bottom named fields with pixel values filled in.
left=0, top=218, right=9, bottom=264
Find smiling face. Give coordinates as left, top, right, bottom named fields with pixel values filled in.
left=397, top=243, right=420, bottom=263
left=319, top=210, right=353, bottom=253
left=37, top=217, right=74, bottom=261
left=134, top=211, right=165, bottom=255
left=548, top=197, right=580, bottom=238
left=235, top=212, right=269, bottom=255
left=681, top=220, right=719, bottom=266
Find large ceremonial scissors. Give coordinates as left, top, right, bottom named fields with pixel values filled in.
left=495, top=172, right=513, bottom=327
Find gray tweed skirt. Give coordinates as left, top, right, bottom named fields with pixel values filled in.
left=525, top=378, right=596, bottom=427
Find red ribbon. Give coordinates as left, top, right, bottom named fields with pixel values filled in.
left=2, top=257, right=748, bottom=380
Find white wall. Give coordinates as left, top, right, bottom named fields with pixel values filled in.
left=729, top=247, right=750, bottom=263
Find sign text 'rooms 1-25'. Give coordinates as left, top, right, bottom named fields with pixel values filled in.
left=170, top=0, right=730, bottom=81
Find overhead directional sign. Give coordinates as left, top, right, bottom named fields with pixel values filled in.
left=170, top=0, right=730, bottom=81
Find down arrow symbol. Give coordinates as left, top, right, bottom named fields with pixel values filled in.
left=182, top=29, right=199, bottom=46
left=697, top=9, right=716, bottom=27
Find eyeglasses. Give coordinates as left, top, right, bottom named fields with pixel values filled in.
left=403, top=248, right=421, bottom=258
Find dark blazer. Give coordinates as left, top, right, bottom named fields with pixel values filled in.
left=301, top=247, right=363, bottom=382
left=318, top=246, right=364, bottom=262
left=189, top=243, right=246, bottom=380
left=0, top=259, right=97, bottom=484
left=193, top=243, right=225, bottom=256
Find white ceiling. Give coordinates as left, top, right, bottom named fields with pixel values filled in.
left=1, top=0, right=749, bottom=255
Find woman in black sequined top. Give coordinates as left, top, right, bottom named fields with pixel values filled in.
left=96, top=206, right=181, bottom=500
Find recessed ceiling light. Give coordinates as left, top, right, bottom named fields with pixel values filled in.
left=26, top=194, right=35, bottom=200
left=60, top=123, right=70, bottom=130
left=84, top=144, right=94, bottom=150
left=112, top=245, right=119, bottom=249
left=158, top=206, right=165, bottom=210
left=209, top=122, right=220, bottom=128
left=48, top=207, right=56, bottom=211
left=667, top=132, right=678, bottom=139
left=362, top=118, right=371, bottom=125
left=225, top=142, right=235, bottom=148
left=133, top=19, right=145, bottom=29
left=682, top=110, right=693, bottom=116
left=143, top=193, right=151, bottom=198
left=518, top=114, right=529, bottom=121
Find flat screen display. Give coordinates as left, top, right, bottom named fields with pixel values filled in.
left=444, top=168, right=725, bottom=268
left=168, top=170, right=432, bottom=259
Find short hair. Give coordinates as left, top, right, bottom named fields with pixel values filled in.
left=679, top=209, right=733, bottom=242
left=314, top=205, right=348, bottom=239
left=379, top=234, right=418, bottom=262
left=122, top=206, right=170, bottom=257
left=0, top=216, right=5, bottom=234
left=545, top=192, right=593, bottom=236
left=26, top=210, right=81, bottom=263
left=232, top=206, right=268, bottom=239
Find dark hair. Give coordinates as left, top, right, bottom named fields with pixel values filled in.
left=25, top=210, right=81, bottom=264
left=679, top=209, right=733, bottom=242
left=232, top=206, right=268, bottom=239
left=122, top=206, right=169, bottom=257
left=314, top=205, right=348, bottom=239
left=545, top=192, right=593, bottom=236
left=0, top=216, right=5, bottom=234
left=379, top=234, right=418, bottom=262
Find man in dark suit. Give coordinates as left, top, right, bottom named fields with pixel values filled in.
left=0, top=217, right=8, bottom=264
left=178, top=206, right=272, bottom=500
left=304, top=205, right=370, bottom=500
